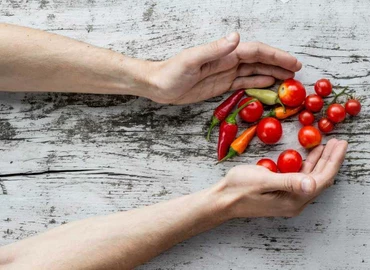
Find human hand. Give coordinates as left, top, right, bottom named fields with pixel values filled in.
left=146, top=32, right=302, bottom=104
left=213, top=139, right=348, bottom=218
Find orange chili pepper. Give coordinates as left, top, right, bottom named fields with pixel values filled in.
left=217, top=125, right=257, bottom=163
left=266, top=104, right=304, bottom=120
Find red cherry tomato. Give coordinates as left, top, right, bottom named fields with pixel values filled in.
left=314, top=79, right=332, bottom=97
left=298, top=110, right=315, bottom=126
left=238, top=97, right=264, bottom=122
left=298, top=126, right=322, bottom=149
left=326, top=103, right=346, bottom=123
left=318, top=117, right=334, bottom=133
left=257, top=117, right=283, bottom=144
left=278, top=78, right=306, bottom=107
left=305, top=94, right=324, bottom=112
left=345, top=99, right=361, bottom=116
left=277, top=149, right=302, bottom=173
left=257, top=158, right=278, bottom=173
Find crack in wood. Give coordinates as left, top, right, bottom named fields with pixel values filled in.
left=0, top=169, right=98, bottom=178
left=86, top=172, right=153, bottom=179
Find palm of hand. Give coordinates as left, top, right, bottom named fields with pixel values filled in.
left=223, top=139, right=347, bottom=218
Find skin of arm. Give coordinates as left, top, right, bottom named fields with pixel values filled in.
left=0, top=23, right=302, bottom=104
left=0, top=139, right=348, bottom=270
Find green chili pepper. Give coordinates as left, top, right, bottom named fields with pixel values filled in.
left=245, top=89, right=285, bottom=109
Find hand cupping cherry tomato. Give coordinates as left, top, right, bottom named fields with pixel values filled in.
left=277, top=149, right=303, bottom=173
left=256, top=158, right=278, bottom=173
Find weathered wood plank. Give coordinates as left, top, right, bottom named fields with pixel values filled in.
left=1, top=0, right=370, bottom=269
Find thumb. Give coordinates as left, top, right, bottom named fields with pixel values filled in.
left=182, top=32, right=240, bottom=67
left=263, top=173, right=316, bottom=195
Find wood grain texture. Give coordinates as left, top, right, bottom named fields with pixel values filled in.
left=1, top=0, right=370, bottom=269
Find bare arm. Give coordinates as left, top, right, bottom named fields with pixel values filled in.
left=0, top=23, right=301, bottom=104
left=0, top=23, right=151, bottom=97
left=0, top=139, right=347, bottom=270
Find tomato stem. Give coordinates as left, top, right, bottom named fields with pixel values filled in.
left=322, top=86, right=350, bottom=117
left=330, top=86, right=349, bottom=105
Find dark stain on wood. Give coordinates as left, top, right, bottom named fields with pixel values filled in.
left=0, top=120, right=16, bottom=140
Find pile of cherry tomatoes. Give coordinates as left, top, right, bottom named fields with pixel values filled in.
left=207, top=78, right=362, bottom=173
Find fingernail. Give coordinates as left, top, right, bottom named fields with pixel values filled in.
left=301, top=178, right=313, bottom=194
left=225, top=32, right=239, bottom=43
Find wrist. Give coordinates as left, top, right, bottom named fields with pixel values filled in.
left=203, top=178, right=241, bottom=223
left=113, top=54, right=157, bottom=98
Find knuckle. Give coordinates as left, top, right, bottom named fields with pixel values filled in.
left=257, top=180, right=270, bottom=193
left=253, top=41, right=263, bottom=47
left=270, top=49, right=277, bottom=59
left=208, top=41, right=221, bottom=56
left=226, top=167, right=238, bottom=180
left=283, top=175, right=295, bottom=193
left=180, top=50, right=194, bottom=67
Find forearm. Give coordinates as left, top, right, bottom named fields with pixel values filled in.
left=0, top=23, right=155, bottom=97
left=0, top=182, right=231, bottom=270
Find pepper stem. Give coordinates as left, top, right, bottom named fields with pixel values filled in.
left=225, top=98, right=258, bottom=124
left=216, top=148, right=238, bottom=164
left=206, top=116, right=220, bottom=141
left=277, top=98, right=286, bottom=113
left=263, top=110, right=274, bottom=119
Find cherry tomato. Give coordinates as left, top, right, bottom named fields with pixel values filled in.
left=278, top=78, right=306, bottom=107
left=345, top=99, right=361, bottom=116
left=298, top=126, right=322, bottom=149
left=318, top=117, right=334, bottom=133
left=305, top=94, right=324, bottom=112
left=257, top=117, right=283, bottom=144
left=256, top=158, right=278, bottom=173
left=326, top=103, right=346, bottom=123
left=314, top=79, right=332, bottom=97
left=298, top=110, right=315, bottom=126
left=277, top=149, right=302, bottom=173
left=238, top=97, right=264, bottom=122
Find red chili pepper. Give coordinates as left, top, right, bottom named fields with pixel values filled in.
left=206, top=90, right=245, bottom=141
left=217, top=125, right=257, bottom=163
left=217, top=98, right=257, bottom=160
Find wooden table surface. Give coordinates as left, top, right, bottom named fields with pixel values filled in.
left=1, top=0, right=369, bottom=269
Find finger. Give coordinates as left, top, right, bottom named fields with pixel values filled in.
left=312, top=138, right=339, bottom=173
left=315, top=140, right=348, bottom=191
left=300, top=145, right=325, bottom=174
left=199, top=53, right=239, bottom=80
left=237, top=63, right=295, bottom=80
left=236, top=41, right=302, bottom=72
left=230, top=75, right=275, bottom=90
left=261, top=172, right=316, bottom=195
left=181, top=32, right=240, bottom=69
